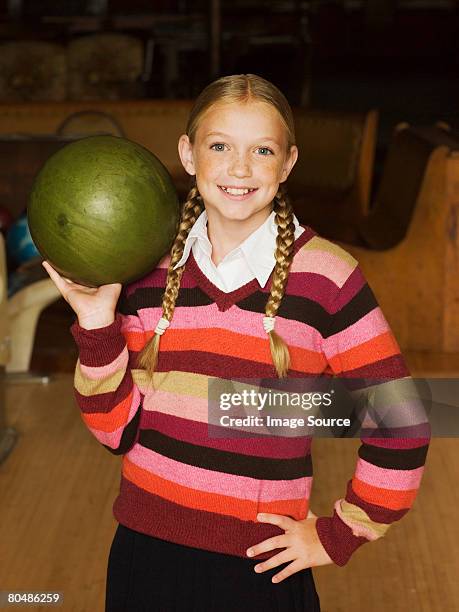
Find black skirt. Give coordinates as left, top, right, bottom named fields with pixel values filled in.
left=105, top=523, right=321, bottom=612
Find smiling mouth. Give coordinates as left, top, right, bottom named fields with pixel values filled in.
left=218, top=185, right=258, bottom=195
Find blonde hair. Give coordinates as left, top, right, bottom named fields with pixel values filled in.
left=138, top=74, right=297, bottom=384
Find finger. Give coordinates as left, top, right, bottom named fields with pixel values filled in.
left=257, top=513, right=292, bottom=531
left=41, top=261, right=69, bottom=295
left=246, top=535, right=288, bottom=558
left=254, top=549, right=294, bottom=574
left=271, top=559, right=306, bottom=584
left=43, top=261, right=89, bottom=291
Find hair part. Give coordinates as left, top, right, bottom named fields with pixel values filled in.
left=186, top=73, right=296, bottom=152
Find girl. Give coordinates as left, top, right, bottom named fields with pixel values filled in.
left=43, top=74, right=430, bottom=611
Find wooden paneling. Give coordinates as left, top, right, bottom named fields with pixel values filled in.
left=342, top=137, right=459, bottom=353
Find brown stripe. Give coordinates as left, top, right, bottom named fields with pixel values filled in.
left=325, top=284, right=378, bottom=337
left=236, top=291, right=332, bottom=333
left=150, top=411, right=312, bottom=458
left=138, top=430, right=312, bottom=479
left=358, top=442, right=429, bottom=470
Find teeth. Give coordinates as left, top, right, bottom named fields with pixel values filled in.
left=220, top=186, right=255, bottom=195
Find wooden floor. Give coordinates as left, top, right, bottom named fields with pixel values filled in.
left=0, top=304, right=458, bottom=611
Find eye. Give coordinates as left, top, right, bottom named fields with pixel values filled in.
left=210, top=143, right=226, bottom=152
left=256, top=147, right=274, bottom=155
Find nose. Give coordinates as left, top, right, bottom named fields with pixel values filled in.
left=228, top=152, right=252, bottom=178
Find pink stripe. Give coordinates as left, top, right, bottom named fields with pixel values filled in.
left=143, top=389, right=208, bottom=422
left=355, top=458, right=425, bottom=491
left=85, top=385, right=142, bottom=448
left=290, top=249, right=354, bottom=288
left=323, top=307, right=388, bottom=357
left=138, top=305, right=164, bottom=328
left=144, top=388, right=319, bottom=440
left=79, top=345, right=128, bottom=379
left=127, top=443, right=312, bottom=502
left=157, top=254, right=171, bottom=269
left=140, top=303, right=322, bottom=350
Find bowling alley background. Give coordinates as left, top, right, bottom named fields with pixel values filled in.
left=0, top=2, right=458, bottom=611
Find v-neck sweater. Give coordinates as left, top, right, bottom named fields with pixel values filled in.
left=70, top=227, right=430, bottom=567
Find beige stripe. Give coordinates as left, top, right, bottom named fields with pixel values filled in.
left=302, top=235, right=358, bottom=268
left=131, top=370, right=271, bottom=402
left=132, top=369, right=213, bottom=398
left=75, top=364, right=236, bottom=402
left=338, top=499, right=391, bottom=539
left=76, top=366, right=295, bottom=405
left=74, top=358, right=127, bottom=396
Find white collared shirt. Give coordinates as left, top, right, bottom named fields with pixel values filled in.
left=173, top=210, right=305, bottom=292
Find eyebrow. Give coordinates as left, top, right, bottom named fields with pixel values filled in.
left=204, top=131, right=280, bottom=145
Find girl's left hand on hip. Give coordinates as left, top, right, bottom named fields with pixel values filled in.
left=246, top=509, right=334, bottom=583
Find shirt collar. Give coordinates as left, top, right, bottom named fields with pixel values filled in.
left=173, top=209, right=211, bottom=268
left=173, top=209, right=301, bottom=288
left=240, top=211, right=283, bottom=288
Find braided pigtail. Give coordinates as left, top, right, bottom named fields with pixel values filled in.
left=137, top=184, right=204, bottom=387
left=264, top=186, right=296, bottom=378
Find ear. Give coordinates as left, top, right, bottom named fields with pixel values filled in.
left=178, top=134, right=196, bottom=176
left=279, top=145, right=298, bottom=183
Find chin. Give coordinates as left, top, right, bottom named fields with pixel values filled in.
left=220, top=210, right=256, bottom=222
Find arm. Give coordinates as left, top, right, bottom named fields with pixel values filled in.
left=316, top=263, right=431, bottom=566
left=69, top=284, right=146, bottom=455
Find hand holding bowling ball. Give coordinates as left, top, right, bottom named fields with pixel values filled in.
left=42, top=260, right=121, bottom=329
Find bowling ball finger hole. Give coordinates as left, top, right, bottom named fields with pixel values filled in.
left=57, top=214, right=68, bottom=227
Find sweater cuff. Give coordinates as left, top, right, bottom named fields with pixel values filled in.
left=70, top=312, right=126, bottom=365
left=315, top=510, right=369, bottom=567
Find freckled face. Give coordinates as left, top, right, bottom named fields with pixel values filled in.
left=178, top=101, right=298, bottom=228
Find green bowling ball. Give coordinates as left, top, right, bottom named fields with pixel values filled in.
left=27, top=135, right=180, bottom=287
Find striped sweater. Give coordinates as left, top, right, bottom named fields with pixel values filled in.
left=70, top=226, right=430, bottom=566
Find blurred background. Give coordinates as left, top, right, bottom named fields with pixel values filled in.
left=0, top=2, right=458, bottom=611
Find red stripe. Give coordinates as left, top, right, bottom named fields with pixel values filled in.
left=113, top=474, right=305, bottom=561
left=75, top=374, right=134, bottom=414
left=147, top=411, right=312, bottom=459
